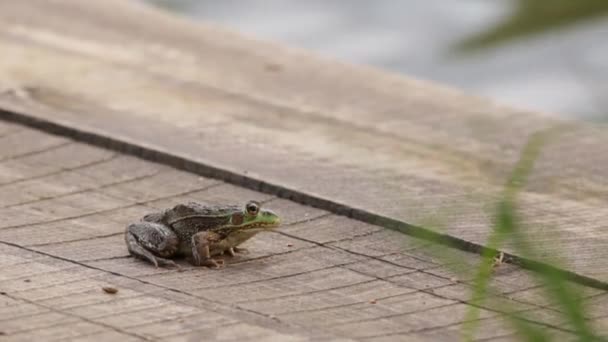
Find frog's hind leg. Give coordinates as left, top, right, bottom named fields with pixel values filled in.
left=125, top=222, right=179, bottom=268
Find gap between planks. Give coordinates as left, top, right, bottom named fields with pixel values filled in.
left=1, top=108, right=608, bottom=294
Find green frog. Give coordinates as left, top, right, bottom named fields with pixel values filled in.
left=125, top=200, right=280, bottom=268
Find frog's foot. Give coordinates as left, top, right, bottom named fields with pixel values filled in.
left=186, top=256, right=224, bottom=269
left=199, top=258, right=225, bottom=269
left=155, top=258, right=181, bottom=270
left=234, top=247, right=249, bottom=254
left=126, top=222, right=179, bottom=269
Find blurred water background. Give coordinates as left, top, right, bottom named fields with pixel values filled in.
left=144, top=0, right=608, bottom=120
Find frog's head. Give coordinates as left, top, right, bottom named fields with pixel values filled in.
left=229, top=200, right=280, bottom=232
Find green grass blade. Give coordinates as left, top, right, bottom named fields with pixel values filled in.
left=457, top=0, right=608, bottom=51
left=496, top=129, right=597, bottom=341
left=461, top=126, right=602, bottom=341
left=461, top=130, right=547, bottom=341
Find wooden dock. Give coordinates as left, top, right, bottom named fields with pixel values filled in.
left=0, top=0, right=607, bottom=340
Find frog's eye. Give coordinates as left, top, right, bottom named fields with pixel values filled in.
left=246, top=201, right=260, bottom=215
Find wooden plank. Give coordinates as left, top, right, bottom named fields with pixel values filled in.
left=0, top=1, right=605, bottom=335
left=6, top=321, right=109, bottom=341
left=0, top=131, right=587, bottom=340
left=0, top=205, right=154, bottom=247
left=0, top=141, right=115, bottom=185
left=0, top=0, right=606, bottom=284
left=142, top=183, right=273, bottom=210
left=0, top=311, right=80, bottom=336
left=0, top=120, right=23, bottom=137
left=0, top=129, right=69, bottom=161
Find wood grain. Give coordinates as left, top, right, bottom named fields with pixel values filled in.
left=0, top=0, right=606, bottom=284
left=0, top=127, right=584, bottom=340
left=0, top=0, right=607, bottom=339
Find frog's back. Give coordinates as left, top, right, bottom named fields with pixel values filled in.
left=165, top=202, right=237, bottom=221
left=139, top=202, right=236, bottom=243
left=167, top=202, right=234, bottom=232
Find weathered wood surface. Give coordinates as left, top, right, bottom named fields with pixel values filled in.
left=0, top=2, right=607, bottom=339
left=0, top=124, right=593, bottom=341
left=0, top=0, right=607, bottom=284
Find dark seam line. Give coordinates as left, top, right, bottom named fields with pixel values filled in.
left=26, top=232, right=125, bottom=248
left=338, top=264, right=572, bottom=334
left=0, top=239, right=314, bottom=336
left=0, top=153, right=119, bottom=187
left=234, top=279, right=379, bottom=305
left=2, top=169, right=164, bottom=209
left=0, top=273, right=127, bottom=309
left=0, top=265, right=83, bottom=283
left=0, top=182, right=225, bottom=231
left=0, top=140, right=72, bottom=163
left=1, top=108, right=607, bottom=293
left=0, top=291, right=154, bottom=341
left=361, top=312, right=575, bottom=341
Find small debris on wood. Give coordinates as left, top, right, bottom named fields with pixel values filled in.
left=0, top=331, right=6, bottom=336
left=102, top=287, right=118, bottom=294
left=0, top=291, right=7, bottom=295
left=23, top=279, right=31, bottom=283
left=369, top=299, right=377, bottom=304
left=264, top=63, right=282, bottom=72
left=492, top=252, right=505, bottom=269
left=287, top=243, right=294, bottom=247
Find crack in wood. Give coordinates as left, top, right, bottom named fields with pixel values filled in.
left=0, top=290, right=154, bottom=341
left=0, top=153, right=119, bottom=187
left=0, top=140, right=73, bottom=163
left=5, top=107, right=605, bottom=295
left=2, top=169, right=164, bottom=209
left=0, top=182, right=224, bottom=230
left=0, top=239, right=324, bottom=339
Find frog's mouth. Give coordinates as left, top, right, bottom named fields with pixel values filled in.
left=244, top=220, right=281, bottom=231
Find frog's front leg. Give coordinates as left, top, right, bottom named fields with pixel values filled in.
left=191, top=231, right=225, bottom=268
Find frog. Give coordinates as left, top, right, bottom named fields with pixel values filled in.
left=125, top=200, right=280, bottom=268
